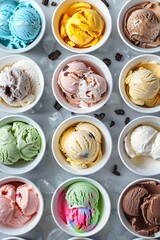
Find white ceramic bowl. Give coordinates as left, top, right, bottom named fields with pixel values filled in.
left=0, top=115, right=46, bottom=175
left=52, top=54, right=113, bottom=114
left=2, top=237, right=26, bottom=240
left=51, top=177, right=111, bottom=237
left=68, top=238, right=93, bottom=240
left=118, top=178, right=160, bottom=239
left=118, top=116, right=160, bottom=176
left=119, top=54, right=160, bottom=113
left=52, top=115, right=112, bottom=175
left=0, top=55, right=44, bottom=113
left=52, top=0, right=112, bottom=53
left=0, top=176, right=44, bottom=236
left=117, top=0, right=160, bottom=53
left=0, top=0, right=46, bottom=53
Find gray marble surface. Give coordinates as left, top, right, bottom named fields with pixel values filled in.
left=0, top=0, right=159, bottom=239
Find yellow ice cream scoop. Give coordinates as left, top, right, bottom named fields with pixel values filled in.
left=60, top=2, right=104, bottom=48
left=59, top=123, right=102, bottom=169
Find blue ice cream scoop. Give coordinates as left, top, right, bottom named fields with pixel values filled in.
left=0, top=0, right=17, bottom=39
left=9, top=3, right=41, bottom=42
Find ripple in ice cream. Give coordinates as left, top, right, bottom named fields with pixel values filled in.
left=0, top=121, right=41, bottom=165
left=59, top=122, right=102, bottom=169
left=0, top=60, right=41, bottom=107
left=0, top=0, right=41, bottom=49
left=59, top=2, right=104, bottom=48
left=125, top=62, right=160, bottom=107
left=58, top=61, right=107, bottom=108
left=58, top=181, right=100, bottom=232
left=0, top=182, right=38, bottom=227
left=121, top=180, right=160, bottom=237
left=123, top=2, right=160, bottom=48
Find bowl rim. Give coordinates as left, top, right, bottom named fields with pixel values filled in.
left=118, top=115, right=160, bottom=176
left=51, top=115, right=112, bottom=175
left=0, top=176, right=44, bottom=236
left=0, top=114, right=46, bottom=174
left=0, top=0, right=46, bottom=53
left=117, top=177, right=160, bottom=239
left=52, top=53, right=113, bottom=114
left=119, top=54, right=160, bottom=113
left=51, top=0, right=112, bottom=53
left=117, top=0, right=160, bottom=53
left=51, top=176, right=111, bottom=237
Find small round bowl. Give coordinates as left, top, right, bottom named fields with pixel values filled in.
left=52, top=115, right=112, bottom=175
left=118, top=116, right=160, bottom=176
left=52, top=0, right=112, bottom=53
left=119, top=54, right=160, bottom=113
left=52, top=54, right=113, bottom=114
left=0, top=55, right=44, bottom=113
left=0, top=0, right=46, bottom=53
left=2, top=237, right=26, bottom=240
left=118, top=178, right=160, bottom=239
left=0, top=115, right=46, bottom=175
left=117, top=0, right=160, bottom=53
left=51, top=177, right=111, bottom=237
left=0, top=176, right=44, bottom=236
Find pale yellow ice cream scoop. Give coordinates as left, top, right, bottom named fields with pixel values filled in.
left=60, top=2, right=104, bottom=48
left=59, top=122, right=102, bottom=168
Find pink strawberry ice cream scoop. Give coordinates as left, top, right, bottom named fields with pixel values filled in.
left=58, top=61, right=107, bottom=108
left=0, top=184, right=16, bottom=202
left=9, top=205, right=31, bottom=226
left=16, top=184, right=38, bottom=216
left=0, top=196, right=14, bottom=224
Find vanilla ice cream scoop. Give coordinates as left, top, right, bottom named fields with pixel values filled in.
left=60, top=123, right=102, bottom=168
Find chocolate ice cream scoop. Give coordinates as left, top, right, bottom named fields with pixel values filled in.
left=123, top=2, right=160, bottom=48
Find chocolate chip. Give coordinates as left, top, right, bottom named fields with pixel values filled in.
left=115, top=109, right=125, bottom=115
left=103, top=58, right=111, bottom=66
left=42, top=0, right=49, bottom=5
left=94, top=113, right=105, bottom=121
left=5, top=86, right=12, bottom=97
left=63, top=65, right=69, bottom=71
left=64, top=72, right=69, bottom=76
left=115, top=53, right=123, bottom=61
left=71, top=112, right=75, bottom=115
left=125, top=117, right=130, bottom=125
left=51, top=1, right=57, bottom=6
left=110, top=121, right=115, bottom=128
left=54, top=101, right=62, bottom=111
left=101, top=0, right=109, bottom=7
left=48, top=50, right=61, bottom=60
left=112, top=165, right=121, bottom=176
left=88, top=132, right=95, bottom=139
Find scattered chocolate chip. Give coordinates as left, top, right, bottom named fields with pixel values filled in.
left=125, top=117, right=130, bottom=125
left=110, top=120, right=115, bottom=128
left=63, top=65, right=69, bottom=71
left=112, top=165, right=121, bottom=176
left=115, top=109, right=125, bottom=115
left=5, top=86, right=12, bottom=97
left=48, top=50, right=61, bottom=60
left=103, top=58, right=111, bottom=66
left=51, top=1, right=57, bottom=6
left=115, top=53, right=123, bottom=61
left=54, top=101, right=62, bottom=111
left=64, top=72, right=69, bottom=76
left=94, top=113, right=105, bottom=121
left=71, top=112, right=75, bottom=115
left=88, top=132, right=95, bottom=139
left=101, top=0, right=109, bottom=7
left=42, top=0, right=49, bottom=6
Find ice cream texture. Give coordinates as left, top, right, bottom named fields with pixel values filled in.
left=124, top=125, right=160, bottom=161
left=58, top=61, right=107, bottom=108
left=59, top=122, right=102, bottom=168
left=60, top=2, right=104, bottom=48
left=0, top=60, right=40, bottom=107
left=0, top=182, right=38, bottom=227
left=125, top=62, right=160, bottom=107
left=122, top=180, right=160, bottom=236
left=0, top=0, right=41, bottom=49
left=59, top=181, right=100, bottom=232
left=0, top=121, right=41, bottom=165
left=123, top=2, right=160, bottom=48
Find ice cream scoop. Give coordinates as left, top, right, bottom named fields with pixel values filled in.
left=0, top=196, right=14, bottom=225
left=60, top=123, right=102, bottom=168
left=0, top=184, right=16, bottom=202
left=58, top=61, right=107, bottom=108
left=60, top=2, right=104, bottom=48
left=123, top=2, right=160, bottom=48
